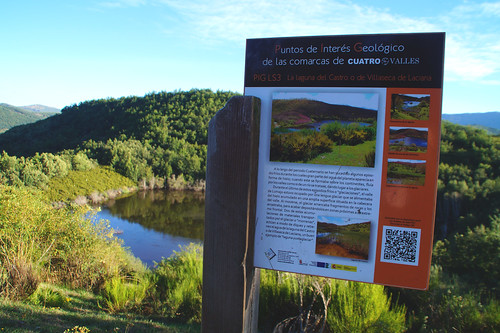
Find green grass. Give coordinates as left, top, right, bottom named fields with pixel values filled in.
left=101, top=275, right=150, bottom=314
left=388, top=144, right=427, bottom=153
left=387, top=163, right=426, bottom=186
left=309, top=140, right=376, bottom=167
left=0, top=283, right=199, bottom=332
left=390, top=107, right=429, bottom=121
left=44, top=166, right=136, bottom=202
left=259, top=270, right=406, bottom=332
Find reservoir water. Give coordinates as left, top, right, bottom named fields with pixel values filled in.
left=93, top=190, right=204, bottom=266
left=389, top=137, right=427, bottom=147
left=278, top=120, right=371, bottom=133
left=402, top=101, right=421, bottom=111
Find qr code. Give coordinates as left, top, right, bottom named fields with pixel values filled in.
left=380, top=226, right=420, bottom=266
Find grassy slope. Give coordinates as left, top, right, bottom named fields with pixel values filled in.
left=0, top=284, right=198, bottom=332
left=44, top=166, right=136, bottom=202
left=309, top=140, right=375, bottom=167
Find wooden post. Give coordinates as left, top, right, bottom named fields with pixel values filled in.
left=202, top=96, right=261, bottom=332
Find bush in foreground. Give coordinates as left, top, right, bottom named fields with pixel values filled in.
left=149, top=243, right=203, bottom=323
left=0, top=185, right=140, bottom=300
left=393, top=265, right=500, bottom=332
left=259, top=270, right=406, bottom=332
left=145, top=244, right=406, bottom=332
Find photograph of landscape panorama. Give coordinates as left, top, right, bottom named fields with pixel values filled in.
left=316, top=216, right=371, bottom=260
left=389, top=127, right=428, bottom=153
left=387, top=158, right=427, bottom=186
left=391, top=94, right=431, bottom=120
left=270, top=92, right=378, bottom=167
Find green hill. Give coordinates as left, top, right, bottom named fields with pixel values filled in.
left=0, top=103, right=59, bottom=133
left=272, top=98, right=377, bottom=126
left=19, top=104, right=61, bottom=114
left=0, top=89, right=238, bottom=182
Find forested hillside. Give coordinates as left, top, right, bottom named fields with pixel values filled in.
left=0, top=89, right=238, bottom=183
left=0, top=103, right=59, bottom=133
left=436, top=121, right=500, bottom=238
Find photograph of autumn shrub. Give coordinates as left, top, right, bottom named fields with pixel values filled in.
left=315, top=216, right=371, bottom=260
left=390, top=93, right=430, bottom=120
left=387, top=159, right=426, bottom=186
left=389, top=127, right=428, bottom=153
left=270, top=92, right=378, bottom=167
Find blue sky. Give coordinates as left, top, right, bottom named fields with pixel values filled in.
left=1, top=0, right=499, bottom=114
left=317, top=216, right=367, bottom=226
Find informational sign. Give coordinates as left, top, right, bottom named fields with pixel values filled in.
left=245, top=33, right=445, bottom=290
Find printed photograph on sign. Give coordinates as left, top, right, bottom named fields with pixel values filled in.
left=387, top=158, right=426, bottom=186
left=390, top=94, right=430, bottom=121
left=388, top=127, right=428, bottom=153
left=315, top=216, right=371, bottom=260
left=270, top=92, right=378, bottom=167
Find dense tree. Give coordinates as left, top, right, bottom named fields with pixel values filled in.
left=0, top=89, right=238, bottom=185
left=0, top=151, right=96, bottom=188
left=435, top=121, right=500, bottom=238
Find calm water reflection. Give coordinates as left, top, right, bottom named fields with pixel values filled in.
left=94, top=190, right=205, bottom=266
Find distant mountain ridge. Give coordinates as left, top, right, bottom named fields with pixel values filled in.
left=20, top=104, right=61, bottom=113
left=0, top=103, right=60, bottom=133
left=0, top=89, right=237, bottom=157
left=390, top=128, right=428, bottom=139
left=272, top=98, right=377, bottom=126
left=442, top=112, right=500, bottom=134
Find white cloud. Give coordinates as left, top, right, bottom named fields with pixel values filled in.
left=480, top=2, right=500, bottom=16
left=103, top=0, right=500, bottom=84
left=438, top=2, right=500, bottom=84
left=98, top=0, right=147, bottom=8
left=157, top=0, right=436, bottom=44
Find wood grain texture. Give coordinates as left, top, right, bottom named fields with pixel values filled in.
left=202, top=96, right=261, bottom=333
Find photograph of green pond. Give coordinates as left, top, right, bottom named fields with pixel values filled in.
left=391, top=93, right=430, bottom=120
left=389, top=127, right=428, bottom=153
left=387, top=159, right=426, bottom=186
left=270, top=92, right=378, bottom=167
left=315, top=216, right=371, bottom=260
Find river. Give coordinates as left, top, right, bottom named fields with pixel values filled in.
left=93, top=190, right=205, bottom=266
left=280, top=119, right=371, bottom=133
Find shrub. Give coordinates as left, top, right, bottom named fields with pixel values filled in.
left=149, top=243, right=203, bottom=323
left=0, top=256, right=40, bottom=300
left=44, top=166, right=135, bottom=202
left=270, top=131, right=333, bottom=162
left=71, top=152, right=96, bottom=171
left=326, top=280, right=406, bottom=333
left=259, top=270, right=406, bottom=332
left=433, top=217, right=500, bottom=295
left=29, top=283, right=67, bottom=308
left=0, top=186, right=140, bottom=299
left=320, top=121, right=374, bottom=146
left=364, top=150, right=376, bottom=167
left=394, top=265, right=500, bottom=332
left=101, top=274, right=150, bottom=313
left=167, top=174, right=188, bottom=190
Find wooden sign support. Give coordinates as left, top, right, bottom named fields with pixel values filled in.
left=202, top=96, right=261, bottom=333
